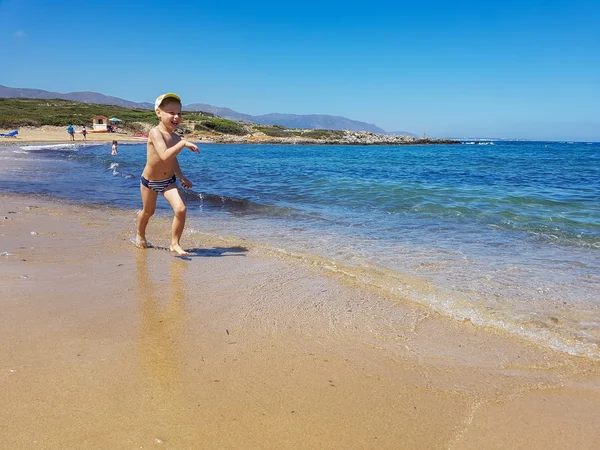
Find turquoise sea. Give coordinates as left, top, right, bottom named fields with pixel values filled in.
left=1, top=140, right=599, bottom=358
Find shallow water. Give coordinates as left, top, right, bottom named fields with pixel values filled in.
left=1, top=140, right=599, bottom=358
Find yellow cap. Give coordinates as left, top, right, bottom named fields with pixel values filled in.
left=154, top=93, right=181, bottom=111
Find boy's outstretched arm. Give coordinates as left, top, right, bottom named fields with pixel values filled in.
left=150, top=128, right=199, bottom=161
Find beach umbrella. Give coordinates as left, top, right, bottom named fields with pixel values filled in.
left=109, top=117, right=122, bottom=122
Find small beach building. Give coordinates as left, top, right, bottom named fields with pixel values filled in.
left=91, top=115, right=108, bottom=132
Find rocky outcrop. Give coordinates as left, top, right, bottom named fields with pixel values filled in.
left=194, top=130, right=458, bottom=145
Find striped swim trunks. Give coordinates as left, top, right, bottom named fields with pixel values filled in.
left=140, top=174, right=177, bottom=193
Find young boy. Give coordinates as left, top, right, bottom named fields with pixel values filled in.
left=136, top=93, right=199, bottom=256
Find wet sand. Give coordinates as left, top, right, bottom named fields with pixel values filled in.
left=1, top=193, right=600, bottom=449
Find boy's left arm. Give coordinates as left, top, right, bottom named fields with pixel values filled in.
left=174, top=158, right=193, bottom=188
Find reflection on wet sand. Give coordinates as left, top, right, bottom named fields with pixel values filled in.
left=135, top=251, right=188, bottom=419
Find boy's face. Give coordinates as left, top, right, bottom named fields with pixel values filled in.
left=156, top=100, right=182, bottom=132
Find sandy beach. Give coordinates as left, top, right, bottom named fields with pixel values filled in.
left=1, top=126, right=147, bottom=144
left=1, top=193, right=599, bottom=448
left=1, top=126, right=261, bottom=145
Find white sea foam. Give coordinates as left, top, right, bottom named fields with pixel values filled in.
left=109, top=162, right=120, bottom=176
left=19, top=143, right=80, bottom=151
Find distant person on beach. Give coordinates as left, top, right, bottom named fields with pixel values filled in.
left=136, top=93, right=199, bottom=256
left=82, top=126, right=87, bottom=141
left=67, top=125, right=74, bottom=141
left=111, top=140, right=118, bottom=155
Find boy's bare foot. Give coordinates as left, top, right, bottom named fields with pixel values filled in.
left=170, top=244, right=190, bottom=256
left=135, top=235, right=148, bottom=249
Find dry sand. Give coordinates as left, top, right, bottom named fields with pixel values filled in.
left=2, top=126, right=218, bottom=145
left=1, top=193, right=600, bottom=449
left=2, top=126, right=146, bottom=143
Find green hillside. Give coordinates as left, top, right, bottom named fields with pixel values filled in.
left=0, top=98, right=215, bottom=130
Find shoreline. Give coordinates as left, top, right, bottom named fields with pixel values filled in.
left=2, top=125, right=459, bottom=146
left=0, top=126, right=146, bottom=144
left=2, top=192, right=600, bottom=448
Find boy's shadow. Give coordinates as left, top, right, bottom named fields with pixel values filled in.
left=186, top=246, right=248, bottom=258
left=149, top=245, right=248, bottom=260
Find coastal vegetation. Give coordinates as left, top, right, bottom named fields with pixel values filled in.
left=253, top=125, right=347, bottom=140
left=0, top=98, right=214, bottom=130
left=302, top=129, right=346, bottom=139
left=253, top=124, right=294, bottom=137
left=194, top=118, right=247, bottom=136
left=0, top=98, right=155, bottom=129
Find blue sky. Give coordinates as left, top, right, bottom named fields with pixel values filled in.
left=1, top=0, right=599, bottom=140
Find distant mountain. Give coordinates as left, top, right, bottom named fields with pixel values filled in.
left=184, top=103, right=255, bottom=122
left=185, top=103, right=386, bottom=133
left=385, top=130, right=417, bottom=137
left=0, top=85, right=154, bottom=109
left=255, top=113, right=386, bottom=134
left=0, top=85, right=392, bottom=133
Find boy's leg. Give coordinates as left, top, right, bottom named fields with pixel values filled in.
left=137, top=184, right=158, bottom=248
left=163, top=186, right=189, bottom=256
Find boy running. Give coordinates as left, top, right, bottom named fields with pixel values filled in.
left=136, top=93, right=199, bottom=256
